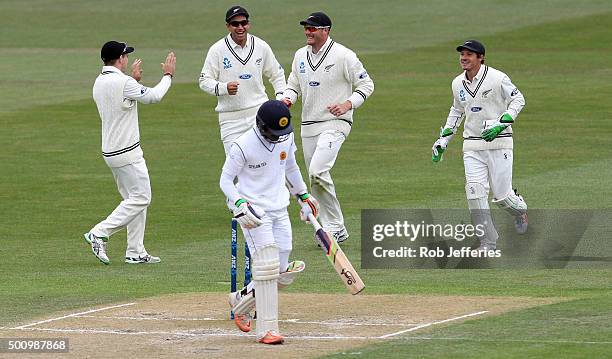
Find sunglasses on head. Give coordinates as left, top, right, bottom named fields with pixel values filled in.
left=304, top=26, right=329, bottom=33
left=229, top=20, right=249, bottom=27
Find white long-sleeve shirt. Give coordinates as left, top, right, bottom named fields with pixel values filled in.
left=92, top=66, right=172, bottom=167
left=199, top=34, right=286, bottom=113
left=283, top=37, right=374, bottom=137
left=442, top=64, right=525, bottom=151
left=220, top=129, right=307, bottom=212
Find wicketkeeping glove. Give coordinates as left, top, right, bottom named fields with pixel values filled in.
left=297, top=193, right=319, bottom=222
left=233, top=199, right=264, bottom=229
left=432, top=127, right=454, bottom=162
left=481, top=113, right=514, bottom=142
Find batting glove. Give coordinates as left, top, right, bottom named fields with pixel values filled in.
left=233, top=199, right=264, bottom=229
left=297, top=193, right=319, bottom=222
left=481, top=113, right=514, bottom=142
left=432, top=127, right=454, bottom=162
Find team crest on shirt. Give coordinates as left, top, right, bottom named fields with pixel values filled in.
left=255, top=58, right=263, bottom=65
left=223, top=57, right=232, bottom=69
left=280, top=151, right=287, bottom=161
left=324, top=64, right=335, bottom=72
left=482, top=89, right=492, bottom=98
left=299, top=61, right=306, bottom=73
left=459, top=89, right=466, bottom=102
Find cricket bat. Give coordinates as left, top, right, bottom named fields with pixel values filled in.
left=307, top=214, right=365, bottom=295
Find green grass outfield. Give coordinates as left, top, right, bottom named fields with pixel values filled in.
left=1, top=0, right=612, bottom=357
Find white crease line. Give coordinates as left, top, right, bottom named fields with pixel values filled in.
left=280, top=319, right=419, bottom=327
left=13, top=327, right=376, bottom=340
left=378, top=311, right=489, bottom=339
left=79, top=315, right=418, bottom=327
left=76, top=315, right=219, bottom=322
left=10, top=303, right=137, bottom=329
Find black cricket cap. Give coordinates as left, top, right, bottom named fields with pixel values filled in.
left=101, top=41, right=134, bottom=62
left=456, top=40, right=485, bottom=55
left=226, top=5, right=249, bottom=22
left=257, top=100, right=293, bottom=136
left=299, top=11, right=332, bottom=27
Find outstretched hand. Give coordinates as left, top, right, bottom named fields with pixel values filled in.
left=161, top=52, right=176, bottom=77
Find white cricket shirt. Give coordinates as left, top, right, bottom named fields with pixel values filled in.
left=284, top=37, right=374, bottom=137
left=443, top=65, right=525, bottom=151
left=219, top=129, right=308, bottom=212
left=92, top=66, right=171, bottom=167
left=199, top=34, right=286, bottom=114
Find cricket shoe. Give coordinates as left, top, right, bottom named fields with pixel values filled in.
left=258, top=331, right=284, bottom=345
left=125, top=254, right=161, bottom=264
left=83, top=233, right=110, bottom=265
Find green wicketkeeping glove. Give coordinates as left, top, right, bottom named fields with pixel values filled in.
left=481, top=113, right=514, bottom=142
left=432, top=127, right=454, bottom=162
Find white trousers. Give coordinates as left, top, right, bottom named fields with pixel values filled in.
left=241, top=209, right=292, bottom=271
left=463, top=149, right=514, bottom=200
left=302, top=130, right=347, bottom=233
left=91, top=159, right=152, bottom=258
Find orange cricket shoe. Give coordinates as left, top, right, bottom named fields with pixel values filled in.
left=258, top=331, right=284, bottom=345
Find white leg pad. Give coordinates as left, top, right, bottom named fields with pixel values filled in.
left=253, top=244, right=280, bottom=337
left=465, top=182, right=499, bottom=247
left=492, top=191, right=527, bottom=216
left=232, top=282, right=255, bottom=315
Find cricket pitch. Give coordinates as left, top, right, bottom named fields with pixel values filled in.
left=1, top=293, right=560, bottom=358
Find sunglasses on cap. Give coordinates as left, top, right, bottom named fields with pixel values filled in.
left=229, top=20, right=249, bottom=27
left=304, top=26, right=329, bottom=33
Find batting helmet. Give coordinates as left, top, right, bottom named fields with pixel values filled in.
left=256, top=100, right=293, bottom=143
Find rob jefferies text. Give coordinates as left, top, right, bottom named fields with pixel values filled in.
left=360, top=209, right=610, bottom=269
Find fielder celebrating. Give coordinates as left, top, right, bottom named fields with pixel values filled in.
left=282, top=11, right=374, bottom=243
left=431, top=40, right=528, bottom=251
left=84, top=41, right=175, bottom=264
left=199, top=5, right=286, bottom=154
left=219, top=100, right=319, bottom=344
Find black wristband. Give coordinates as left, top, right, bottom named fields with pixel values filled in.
left=164, top=73, right=173, bottom=78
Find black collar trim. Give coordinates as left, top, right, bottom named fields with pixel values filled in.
left=225, top=35, right=255, bottom=66
left=462, top=65, right=488, bottom=98
left=307, top=41, right=335, bottom=72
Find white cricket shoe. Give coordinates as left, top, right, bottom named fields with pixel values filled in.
left=125, top=254, right=161, bottom=264
left=83, top=233, right=110, bottom=265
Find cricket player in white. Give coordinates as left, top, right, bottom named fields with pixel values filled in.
left=199, top=5, right=286, bottom=154
left=282, top=11, right=374, bottom=243
left=84, top=41, right=175, bottom=265
left=220, top=100, right=318, bottom=344
left=431, top=40, right=528, bottom=250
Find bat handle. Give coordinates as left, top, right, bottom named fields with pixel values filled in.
left=307, top=213, right=322, bottom=230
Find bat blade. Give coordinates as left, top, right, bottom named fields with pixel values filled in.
left=310, top=215, right=365, bottom=295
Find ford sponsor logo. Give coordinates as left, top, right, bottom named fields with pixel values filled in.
left=239, top=74, right=252, bottom=80
left=309, top=81, right=320, bottom=87
left=470, top=107, right=482, bottom=112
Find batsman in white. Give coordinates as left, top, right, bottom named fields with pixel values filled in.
left=220, top=100, right=319, bottom=344
left=84, top=41, right=175, bottom=265
left=199, top=5, right=286, bottom=155
left=282, top=11, right=374, bottom=243
left=431, top=40, right=528, bottom=251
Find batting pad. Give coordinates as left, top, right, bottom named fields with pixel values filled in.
left=493, top=192, right=527, bottom=217
left=253, top=244, right=280, bottom=337
left=232, top=283, right=255, bottom=315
